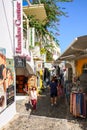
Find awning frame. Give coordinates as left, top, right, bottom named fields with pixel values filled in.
left=56, top=35, right=87, bottom=62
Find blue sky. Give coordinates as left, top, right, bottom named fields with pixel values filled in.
left=57, top=0, right=87, bottom=53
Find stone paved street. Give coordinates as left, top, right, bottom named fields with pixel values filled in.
left=1, top=88, right=87, bottom=130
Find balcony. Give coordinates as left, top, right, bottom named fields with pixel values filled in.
left=23, top=4, right=47, bottom=24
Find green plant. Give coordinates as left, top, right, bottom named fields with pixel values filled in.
left=29, top=45, right=34, bottom=49
left=35, top=42, right=41, bottom=46
left=40, top=48, right=46, bottom=54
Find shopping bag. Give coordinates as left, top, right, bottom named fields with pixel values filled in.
left=25, top=101, right=32, bottom=111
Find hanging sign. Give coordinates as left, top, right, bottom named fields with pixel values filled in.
left=14, top=56, right=26, bottom=68
left=14, top=0, right=23, bottom=54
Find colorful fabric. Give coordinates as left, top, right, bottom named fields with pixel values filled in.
left=70, top=92, right=86, bottom=118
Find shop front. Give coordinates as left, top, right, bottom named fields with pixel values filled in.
left=56, top=35, right=87, bottom=118
left=56, top=35, right=87, bottom=82
left=14, top=56, right=34, bottom=95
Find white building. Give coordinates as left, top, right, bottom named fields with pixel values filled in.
left=0, top=0, right=34, bottom=128
left=0, top=0, right=16, bottom=128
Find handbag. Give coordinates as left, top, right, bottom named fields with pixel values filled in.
left=25, top=101, right=32, bottom=111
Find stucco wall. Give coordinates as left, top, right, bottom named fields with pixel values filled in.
left=0, top=0, right=16, bottom=128
left=76, top=58, right=87, bottom=76
left=0, top=0, right=14, bottom=58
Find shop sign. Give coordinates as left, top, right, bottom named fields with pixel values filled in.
left=36, top=61, right=42, bottom=71
left=29, top=28, right=35, bottom=47
left=14, top=0, right=23, bottom=54
left=14, top=56, right=26, bottom=68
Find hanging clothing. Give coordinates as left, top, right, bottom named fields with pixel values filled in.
left=70, top=92, right=86, bottom=118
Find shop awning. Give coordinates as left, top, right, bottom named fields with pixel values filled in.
left=26, top=63, right=34, bottom=75
left=56, top=35, right=87, bottom=62
left=15, top=62, right=34, bottom=76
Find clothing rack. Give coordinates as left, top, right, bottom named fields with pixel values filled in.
left=70, top=92, right=86, bottom=118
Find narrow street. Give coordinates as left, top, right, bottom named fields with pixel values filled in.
left=1, top=87, right=87, bottom=130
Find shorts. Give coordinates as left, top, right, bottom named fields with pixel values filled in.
left=50, top=91, right=57, bottom=97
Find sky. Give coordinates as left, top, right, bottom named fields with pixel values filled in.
left=23, top=0, right=87, bottom=53
left=57, top=0, right=87, bottom=53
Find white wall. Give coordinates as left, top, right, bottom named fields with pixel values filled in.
left=0, top=103, right=16, bottom=129
left=0, top=0, right=16, bottom=128
left=0, top=0, right=14, bottom=58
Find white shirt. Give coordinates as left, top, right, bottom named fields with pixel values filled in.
left=30, top=90, right=37, bottom=100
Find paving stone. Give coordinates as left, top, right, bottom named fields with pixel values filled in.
left=1, top=88, right=87, bottom=130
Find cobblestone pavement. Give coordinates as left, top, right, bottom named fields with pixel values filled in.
left=1, top=88, right=87, bottom=130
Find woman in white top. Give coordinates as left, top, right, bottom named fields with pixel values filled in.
left=30, top=86, right=38, bottom=110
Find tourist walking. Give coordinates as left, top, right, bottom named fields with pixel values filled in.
left=49, top=76, right=58, bottom=106
left=24, top=86, right=38, bottom=111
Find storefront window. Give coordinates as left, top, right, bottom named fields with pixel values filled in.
left=82, top=64, right=87, bottom=73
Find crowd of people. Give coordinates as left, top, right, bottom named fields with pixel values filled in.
left=24, top=74, right=66, bottom=111
left=24, top=71, right=72, bottom=111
